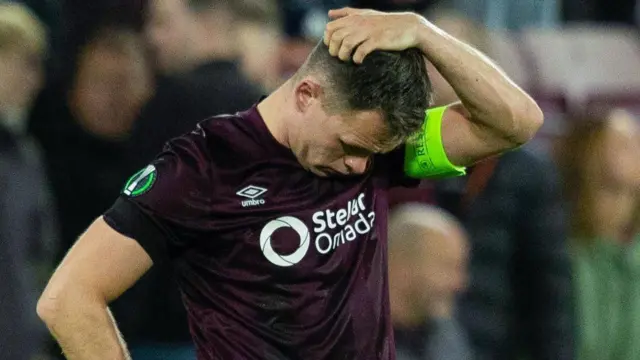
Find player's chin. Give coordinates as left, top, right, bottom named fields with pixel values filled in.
left=309, top=166, right=332, bottom=177
left=312, top=166, right=355, bottom=178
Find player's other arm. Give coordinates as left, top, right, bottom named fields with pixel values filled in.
left=414, top=25, right=543, bottom=166
left=325, top=8, right=544, bottom=167
left=37, top=217, right=152, bottom=360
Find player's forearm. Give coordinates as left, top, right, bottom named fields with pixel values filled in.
left=415, top=17, right=543, bottom=145
left=37, top=293, right=130, bottom=360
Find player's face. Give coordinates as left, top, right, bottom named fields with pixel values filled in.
left=301, top=106, right=401, bottom=177
left=291, top=79, right=402, bottom=177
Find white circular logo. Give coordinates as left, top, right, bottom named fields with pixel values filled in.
left=260, top=216, right=310, bottom=267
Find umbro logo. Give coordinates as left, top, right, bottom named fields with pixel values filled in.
left=237, top=185, right=267, bottom=207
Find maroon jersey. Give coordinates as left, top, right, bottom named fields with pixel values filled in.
left=104, top=105, right=416, bottom=359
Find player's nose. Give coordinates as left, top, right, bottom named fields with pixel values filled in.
left=344, top=156, right=370, bottom=175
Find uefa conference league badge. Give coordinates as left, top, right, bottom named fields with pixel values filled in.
left=123, top=165, right=157, bottom=197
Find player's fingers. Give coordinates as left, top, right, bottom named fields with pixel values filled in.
left=352, top=40, right=376, bottom=64
left=324, top=18, right=349, bottom=46
left=325, top=16, right=350, bottom=34
left=328, top=28, right=349, bottom=57
left=338, top=34, right=368, bottom=62
left=328, top=7, right=359, bottom=19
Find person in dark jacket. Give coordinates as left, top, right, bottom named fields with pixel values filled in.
left=415, top=11, right=575, bottom=360
left=0, top=4, right=57, bottom=359
left=129, top=0, right=262, bottom=168
left=434, top=149, right=575, bottom=360
left=29, top=25, right=153, bottom=262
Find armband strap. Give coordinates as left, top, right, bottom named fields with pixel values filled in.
left=404, top=106, right=467, bottom=179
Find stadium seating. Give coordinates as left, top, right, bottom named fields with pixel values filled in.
left=521, top=25, right=640, bottom=116
left=484, top=25, right=640, bottom=153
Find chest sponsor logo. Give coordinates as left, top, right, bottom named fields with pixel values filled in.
left=259, top=192, right=376, bottom=267
left=237, top=185, right=267, bottom=207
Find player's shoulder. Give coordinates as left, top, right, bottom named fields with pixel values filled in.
left=197, top=111, right=249, bottom=139
left=197, top=108, right=264, bottom=148
left=164, top=106, right=273, bottom=168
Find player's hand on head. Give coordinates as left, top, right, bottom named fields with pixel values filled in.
left=324, top=7, right=424, bottom=64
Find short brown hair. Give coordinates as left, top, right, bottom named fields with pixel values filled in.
left=301, top=42, right=432, bottom=141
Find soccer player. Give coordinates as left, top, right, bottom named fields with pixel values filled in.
left=37, top=8, right=543, bottom=360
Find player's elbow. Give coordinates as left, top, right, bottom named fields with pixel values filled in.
left=36, top=283, right=66, bottom=327
left=36, top=279, right=72, bottom=327
left=37, top=277, right=102, bottom=327
left=37, top=293, right=59, bottom=326
left=503, top=95, right=544, bottom=147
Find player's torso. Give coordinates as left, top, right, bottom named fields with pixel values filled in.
left=176, top=114, right=394, bottom=360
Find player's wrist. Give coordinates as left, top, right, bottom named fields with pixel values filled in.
left=415, top=17, right=449, bottom=56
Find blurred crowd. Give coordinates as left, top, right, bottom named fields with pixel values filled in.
left=0, top=0, right=639, bottom=359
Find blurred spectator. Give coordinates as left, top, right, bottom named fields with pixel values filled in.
left=232, top=0, right=284, bottom=92
left=129, top=0, right=262, bottom=167
left=278, top=1, right=354, bottom=82
left=0, top=1, right=46, bottom=126
left=422, top=11, right=575, bottom=360
left=280, top=0, right=349, bottom=39
left=144, top=0, right=235, bottom=75
left=0, top=3, right=57, bottom=359
left=388, top=204, right=472, bottom=360
left=28, top=26, right=152, bottom=359
left=555, top=109, right=640, bottom=360
left=29, top=25, right=153, bottom=260
left=435, top=149, right=574, bottom=360
left=12, top=0, right=63, bottom=74
left=120, top=1, right=262, bottom=358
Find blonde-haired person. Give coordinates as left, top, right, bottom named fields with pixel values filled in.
left=0, top=3, right=57, bottom=360
left=0, top=2, right=47, bottom=128
left=556, top=109, right=640, bottom=360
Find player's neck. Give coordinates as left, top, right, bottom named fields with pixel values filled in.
left=257, top=85, right=293, bottom=149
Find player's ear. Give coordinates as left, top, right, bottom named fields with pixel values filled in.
left=294, top=78, right=323, bottom=114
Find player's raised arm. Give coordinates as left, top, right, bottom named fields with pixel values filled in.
left=37, top=217, right=152, bottom=360
left=324, top=8, right=543, bottom=170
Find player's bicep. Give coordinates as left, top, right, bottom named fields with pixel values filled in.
left=441, top=103, right=516, bottom=166
left=44, top=217, right=152, bottom=303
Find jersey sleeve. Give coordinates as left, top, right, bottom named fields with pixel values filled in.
left=103, top=126, right=213, bottom=264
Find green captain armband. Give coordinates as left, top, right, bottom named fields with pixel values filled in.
left=404, top=106, right=467, bottom=179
